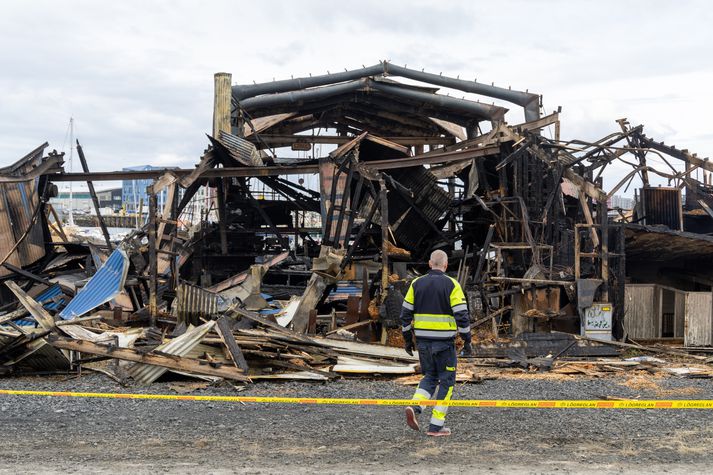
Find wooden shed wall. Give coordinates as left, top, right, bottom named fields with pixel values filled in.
left=684, top=292, right=713, bottom=347
left=624, top=285, right=660, bottom=339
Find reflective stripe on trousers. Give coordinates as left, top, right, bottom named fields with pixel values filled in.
left=413, top=339, right=457, bottom=429
left=411, top=387, right=431, bottom=411
left=430, top=385, right=454, bottom=427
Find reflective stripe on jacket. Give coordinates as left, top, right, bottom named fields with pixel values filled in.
left=400, top=269, right=472, bottom=341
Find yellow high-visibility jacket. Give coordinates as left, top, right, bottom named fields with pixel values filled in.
left=400, top=269, right=472, bottom=341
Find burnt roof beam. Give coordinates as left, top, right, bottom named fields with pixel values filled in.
left=244, top=91, right=481, bottom=128
left=238, top=78, right=506, bottom=122
left=248, top=134, right=456, bottom=147
left=233, top=61, right=538, bottom=120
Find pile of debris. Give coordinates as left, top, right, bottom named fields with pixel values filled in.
left=2, top=61, right=713, bottom=385
left=0, top=244, right=419, bottom=383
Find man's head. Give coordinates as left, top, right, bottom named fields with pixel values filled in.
left=429, top=249, right=448, bottom=271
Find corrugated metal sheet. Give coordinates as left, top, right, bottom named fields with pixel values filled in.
left=15, top=284, right=67, bottom=326
left=624, top=284, right=661, bottom=339
left=675, top=291, right=686, bottom=338
left=641, top=187, right=682, bottom=231
left=128, top=320, right=215, bottom=384
left=326, top=282, right=362, bottom=302
left=12, top=338, right=71, bottom=372
left=59, top=248, right=129, bottom=320
left=217, top=130, right=263, bottom=166
left=319, top=159, right=351, bottom=247
left=387, top=166, right=451, bottom=250
left=37, top=283, right=66, bottom=311
left=0, top=144, right=52, bottom=277
left=175, top=282, right=218, bottom=326
left=684, top=292, right=712, bottom=347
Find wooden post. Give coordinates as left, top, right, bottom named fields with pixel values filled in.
left=213, top=72, right=232, bottom=255
left=448, top=177, right=456, bottom=233
left=213, top=72, right=232, bottom=138
left=216, top=178, right=228, bottom=255
left=147, top=184, right=158, bottom=326
left=600, top=198, right=609, bottom=301
left=574, top=224, right=581, bottom=280
left=379, top=179, right=389, bottom=298
left=46, top=204, right=68, bottom=242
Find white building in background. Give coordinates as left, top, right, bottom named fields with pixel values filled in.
left=610, top=195, right=635, bottom=210
left=50, top=187, right=123, bottom=215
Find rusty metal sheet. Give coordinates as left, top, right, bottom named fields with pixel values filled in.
left=0, top=144, right=54, bottom=277
left=319, top=159, right=350, bottom=247
left=640, top=186, right=682, bottom=231
left=218, top=130, right=264, bottom=166
left=387, top=166, right=451, bottom=249
left=175, top=282, right=219, bottom=326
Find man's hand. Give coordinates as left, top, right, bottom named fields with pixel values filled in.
left=402, top=331, right=415, bottom=356
left=459, top=339, right=473, bottom=357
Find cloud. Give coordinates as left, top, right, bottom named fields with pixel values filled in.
left=0, top=0, right=711, bottom=200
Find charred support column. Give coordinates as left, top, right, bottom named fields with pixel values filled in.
left=600, top=198, right=609, bottom=302
left=213, top=72, right=232, bottom=255
left=76, top=141, right=112, bottom=250
left=147, top=183, right=158, bottom=326
left=216, top=178, right=229, bottom=255
left=379, top=178, right=389, bottom=298
left=448, top=177, right=456, bottom=233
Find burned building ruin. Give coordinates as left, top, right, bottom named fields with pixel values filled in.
left=2, top=61, right=713, bottom=379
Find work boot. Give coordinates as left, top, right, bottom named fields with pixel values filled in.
left=426, top=427, right=452, bottom=437
left=405, top=406, right=420, bottom=431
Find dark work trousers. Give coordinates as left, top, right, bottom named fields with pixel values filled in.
left=411, top=339, right=457, bottom=431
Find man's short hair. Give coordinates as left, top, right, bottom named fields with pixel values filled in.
left=429, top=249, right=448, bottom=268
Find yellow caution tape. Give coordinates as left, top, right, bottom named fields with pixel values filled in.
left=1, top=389, right=713, bottom=408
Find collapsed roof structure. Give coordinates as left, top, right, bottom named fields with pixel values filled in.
left=2, top=61, right=713, bottom=381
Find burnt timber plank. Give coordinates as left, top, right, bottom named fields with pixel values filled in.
left=215, top=316, right=249, bottom=372
left=469, top=332, right=620, bottom=358
left=48, top=336, right=250, bottom=382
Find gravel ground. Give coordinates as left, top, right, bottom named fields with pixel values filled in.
left=1, top=373, right=712, bottom=474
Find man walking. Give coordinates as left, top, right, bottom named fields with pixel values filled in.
left=400, top=249, right=472, bottom=437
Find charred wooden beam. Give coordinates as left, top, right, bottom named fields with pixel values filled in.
left=49, top=336, right=250, bottom=381
left=147, top=184, right=158, bottom=325
left=75, top=141, right=112, bottom=250
left=250, top=134, right=455, bottom=147
left=50, top=146, right=499, bottom=182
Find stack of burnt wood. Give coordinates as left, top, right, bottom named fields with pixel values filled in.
left=0, top=249, right=420, bottom=383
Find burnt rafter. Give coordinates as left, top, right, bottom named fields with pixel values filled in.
left=233, top=61, right=537, bottom=120
left=240, top=90, right=483, bottom=133
left=237, top=77, right=506, bottom=124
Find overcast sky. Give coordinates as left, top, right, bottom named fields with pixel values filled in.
left=1, top=0, right=712, bottom=194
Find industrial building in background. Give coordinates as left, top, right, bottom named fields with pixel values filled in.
left=1, top=61, right=712, bottom=383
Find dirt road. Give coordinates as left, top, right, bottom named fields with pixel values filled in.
left=1, top=374, right=712, bottom=474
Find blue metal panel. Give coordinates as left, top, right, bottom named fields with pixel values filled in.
left=15, top=284, right=67, bottom=326
left=326, top=282, right=362, bottom=302
left=59, top=248, right=129, bottom=320
left=37, top=283, right=66, bottom=311
left=259, top=308, right=281, bottom=315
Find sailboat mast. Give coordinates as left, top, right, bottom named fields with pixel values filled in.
left=68, top=117, right=75, bottom=226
